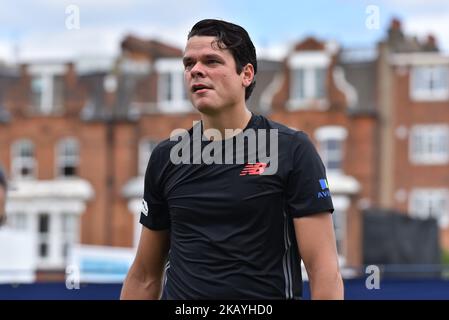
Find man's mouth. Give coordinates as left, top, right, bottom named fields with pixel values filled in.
left=191, top=84, right=212, bottom=93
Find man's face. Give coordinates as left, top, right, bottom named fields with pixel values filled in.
left=183, top=36, right=250, bottom=114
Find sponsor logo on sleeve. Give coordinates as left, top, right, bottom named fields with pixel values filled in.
left=142, top=199, right=149, bottom=216
left=317, top=179, right=331, bottom=199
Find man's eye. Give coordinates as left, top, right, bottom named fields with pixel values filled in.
left=207, top=59, right=219, bottom=64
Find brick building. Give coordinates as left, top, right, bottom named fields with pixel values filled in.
left=0, top=19, right=447, bottom=279
left=377, top=19, right=449, bottom=250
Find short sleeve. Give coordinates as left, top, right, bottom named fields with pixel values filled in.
left=286, top=132, right=334, bottom=218
left=140, top=145, right=170, bottom=230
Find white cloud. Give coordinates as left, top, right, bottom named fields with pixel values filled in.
left=257, top=42, right=289, bottom=61
left=2, top=0, right=448, bottom=64
left=374, top=0, right=449, bottom=53
left=7, top=20, right=194, bottom=63
left=40, top=0, right=143, bottom=10
left=16, top=27, right=121, bottom=62
left=387, top=0, right=447, bottom=6
left=0, top=42, right=14, bottom=63
left=0, top=0, right=217, bottom=63
left=404, top=13, right=449, bottom=53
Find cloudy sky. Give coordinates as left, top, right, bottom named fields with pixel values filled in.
left=0, top=0, right=448, bottom=63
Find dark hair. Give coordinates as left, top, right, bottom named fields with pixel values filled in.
left=188, top=19, right=257, bottom=100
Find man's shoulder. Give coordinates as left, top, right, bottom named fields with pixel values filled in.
left=257, top=115, right=310, bottom=143
left=150, top=138, right=178, bottom=161
left=154, top=137, right=178, bottom=151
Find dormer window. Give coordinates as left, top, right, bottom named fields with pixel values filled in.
left=29, top=64, right=65, bottom=115
left=155, top=58, right=190, bottom=113
left=288, top=52, right=330, bottom=109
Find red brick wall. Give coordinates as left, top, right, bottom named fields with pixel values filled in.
left=392, top=66, right=449, bottom=251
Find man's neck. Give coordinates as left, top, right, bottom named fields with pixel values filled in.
left=201, top=106, right=252, bottom=141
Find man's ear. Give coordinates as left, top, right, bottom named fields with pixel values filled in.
left=242, top=63, right=255, bottom=88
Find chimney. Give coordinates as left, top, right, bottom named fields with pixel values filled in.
left=387, top=18, right=405, bottom=50
left=423, top=34, right=438, bottom=51
left=390, top=18, right=402, bottom=32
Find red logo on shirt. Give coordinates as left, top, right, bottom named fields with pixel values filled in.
left=239, top=163, right=267, bottom=176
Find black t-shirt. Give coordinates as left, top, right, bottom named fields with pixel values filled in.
left=140, top=113, right=334, bottom=299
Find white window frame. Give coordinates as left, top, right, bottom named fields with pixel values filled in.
left=30, top=75, right=47, bottom=112
left=37, top=212, right=52, bottom=265
left=6, top=212, right=28, bottom=230
left=56, top=138, right=80, bottom=178
left=7, top=210, right=82, bottom=269
left=315, top=126, right=347, bottom=173
left=11, top=139, right=37, bottom=180
left=409, top=125, right=449, bottom=165
left=6, top=182, right=91, bottom=270
left=155, top=58, right=191, bottom=113
left=29, top=64, right=66, bottom=115
left=139, top=139, right=158, bottom=176
left=60, top=212, right=80, bottom=260
left=409, top=189, right=449, bottom=228
left=410, top=65, right=449, bottom=101
left=287, top=52, right=330, bottom=109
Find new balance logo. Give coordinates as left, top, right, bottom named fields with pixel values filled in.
left=240, top=162, right=267, bottom=176
left=317, top=178, right=331, bottom=199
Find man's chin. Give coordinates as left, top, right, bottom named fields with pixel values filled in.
left=194, top=103, right=221, bottom=115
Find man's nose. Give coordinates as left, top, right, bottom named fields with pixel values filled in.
left=190, top=62, right=205, bottom=78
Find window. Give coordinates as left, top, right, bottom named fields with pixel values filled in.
left=57, top=138, right=79, bottom=177
left=30, top=74, right=64, bottom=114
left=410, top=125, right=449, bottom=165
left=8, top=213, right=28, bottom=230
left=155, top=58, right=190, bottom=113
left=158, top=71, right=188, bottom=105
left=139, top=140, right=158, bottom=176
left=320, top=139, right=343, bottom=171
left=61, top=213, right=79, bottom=259
left=34, top=212, right=81, bottom=267
left=38, top=213, right=50, bottom=260
left=6, top=182, right=88, bottom=269
left=288, top=51, right=330, bottom=109
left=291, top=67, right=326, bottom=101
left=409, top=189, right=449, bottom=228
left=411, top=65, right=449, bottom=101
left=12, top=139, right=36, bottom=179
left=31, top=76, right=44, bottom=110
left=315, top=126, right=347, bottom=173
left=159, top=72, right=173, bottom=102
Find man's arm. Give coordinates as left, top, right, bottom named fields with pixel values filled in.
left=120, top=227, right=170, bottom=300
left=293, top=212, right=344, bottom=300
